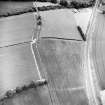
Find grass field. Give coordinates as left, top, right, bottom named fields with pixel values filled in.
left=39, top=9, right=82, bottom=40
left=0, top=87, right=52, bottom=105
left=0, top=1, right=33, bottom=17
left=0, top=1, right=94, bottom=104
left=35, top=38, right=88, bottom=105
left=0, top=0, right=94, bottom=17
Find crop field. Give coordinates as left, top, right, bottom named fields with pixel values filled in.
left=0, top=12, right=35, bottom=47
left=92, top=13, right=105, bottom=90
left=0, top=43, right=40, bottom=97
left=39, top=9, right=82, bottom=40
left=34, top=38, right=89, bottom=105
left=0, top=8, right=85, bottom=48
left=1, top=0, right=103, bottom=105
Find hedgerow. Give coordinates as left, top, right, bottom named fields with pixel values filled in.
left=0, top=0, right=96, bottom=18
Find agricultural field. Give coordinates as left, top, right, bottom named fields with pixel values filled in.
left=0, top=2, right=92, bottom=104
left=0, top=0, right=95, bottom=17
left=0, top=12, right=35, bottom=47
left=1, top=0, right=104, bottom=105
left=34, top=39, right=89, bottom=105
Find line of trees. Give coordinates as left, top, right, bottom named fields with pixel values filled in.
left=1, top=0, right=96, bottom=8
